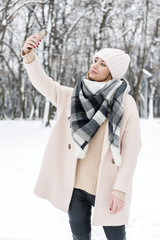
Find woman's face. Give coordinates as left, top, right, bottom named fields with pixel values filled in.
left=89, top=57, right=110, bottom=82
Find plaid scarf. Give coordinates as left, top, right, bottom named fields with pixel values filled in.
left=69, top=75, right=130, bottom=166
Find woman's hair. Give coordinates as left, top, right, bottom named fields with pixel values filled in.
left=104, top=73, right=112, bottom=82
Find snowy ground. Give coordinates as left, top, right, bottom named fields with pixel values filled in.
left=0, top=119, right=160, bottom=240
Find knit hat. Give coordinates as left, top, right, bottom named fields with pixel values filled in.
left=93, top=48, right=130, bottom=79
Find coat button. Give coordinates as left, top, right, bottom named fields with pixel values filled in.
left=68, top=144, right=71, bottom=149
left=112, top=159, right=115, bottom=164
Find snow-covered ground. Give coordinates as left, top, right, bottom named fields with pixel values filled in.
left=0, top=119, right=160, bottom=240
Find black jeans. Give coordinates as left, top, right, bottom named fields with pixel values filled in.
left=68, top=188, right=126, bottom=240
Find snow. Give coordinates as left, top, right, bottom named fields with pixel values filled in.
left=0, top=119, right=160, bottom=240
left=143, top=69, right=152, bottom=77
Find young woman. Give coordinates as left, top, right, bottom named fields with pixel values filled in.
left=21, top=34, right=142, bottom=240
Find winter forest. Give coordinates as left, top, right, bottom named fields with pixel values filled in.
left=0, top=1, right=160, bottom=240
left=0, top=0, right=160, bottom=125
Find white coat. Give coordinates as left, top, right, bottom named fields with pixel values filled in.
left=23, top=55, right=142, bottom=226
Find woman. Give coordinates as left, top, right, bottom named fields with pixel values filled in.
left=21, top=34, right=142, bottom=240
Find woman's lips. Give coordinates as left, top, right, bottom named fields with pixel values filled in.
left=90, top=69, right=97, bottom=74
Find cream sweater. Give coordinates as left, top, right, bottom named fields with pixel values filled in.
left=21, top=50, right=126, bottom=202
left=74, top=119, right=107, bottom=195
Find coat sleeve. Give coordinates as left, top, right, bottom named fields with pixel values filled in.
left=113, top=95, right=142, bottom=194
left=22, top=53, right=73, bottom=107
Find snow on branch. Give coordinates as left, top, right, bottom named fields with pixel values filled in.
left=0, top=40, right=20, bottom=62
left=64, top=9, right=90, bottom=42
left=100, top=0, right=112, bottom=13
left=6, top=1, right=48, bottom=22
left=6, top=25, right=20, bottom=41
left=26, top=4, right=43, bottom=28
left=143, top=69, right=152, bottom=77
left=122, top=28, right=132, bottom=36
left=154, top=37, right=160, bottom=42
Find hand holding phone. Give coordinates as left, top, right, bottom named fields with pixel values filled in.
left=22, top=30, right=46, bottom=55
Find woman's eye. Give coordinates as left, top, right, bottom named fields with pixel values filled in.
left=94, top=59, right=105, bottom=66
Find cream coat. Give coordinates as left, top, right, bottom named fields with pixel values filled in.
left=23, top=54, right=142, bottom=226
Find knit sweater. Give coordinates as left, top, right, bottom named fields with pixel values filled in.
left=21, top=49, right=126, bottom=202
left=74, top=119, right=107, bottom=195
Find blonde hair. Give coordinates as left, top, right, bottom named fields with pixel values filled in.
left=86, top=71, right=112, bottom=82
left=104, top=73, right=112, bottom=82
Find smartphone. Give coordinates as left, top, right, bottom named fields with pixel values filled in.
left=38, top=30, right=46, bottom=40
left=26, top=30, right=46, bottom=51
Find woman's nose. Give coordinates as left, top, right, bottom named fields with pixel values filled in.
left=93, top=62, right=98, bottom=69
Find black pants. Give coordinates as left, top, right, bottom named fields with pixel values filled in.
left=68, top=188, right=126, bottom=240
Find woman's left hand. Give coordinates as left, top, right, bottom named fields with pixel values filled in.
left=109, top=195, right=125, bottom=214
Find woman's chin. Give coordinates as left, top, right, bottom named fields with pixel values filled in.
left=89, top=75, right=106, bottom=82
left=88, top=73, right=97, bottom=81
left=88, top=73, right=107, bottom=82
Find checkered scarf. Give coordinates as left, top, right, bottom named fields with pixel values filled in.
left=69, top=75, right=130, bottom=166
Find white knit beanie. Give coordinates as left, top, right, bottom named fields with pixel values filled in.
left=93, top=48, right=130, bottom=79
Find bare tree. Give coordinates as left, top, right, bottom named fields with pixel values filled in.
left=0, top=0, right=160, bottom=122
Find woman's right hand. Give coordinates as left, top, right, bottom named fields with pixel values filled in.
left=22, top=34, right=41, bottom=55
